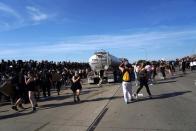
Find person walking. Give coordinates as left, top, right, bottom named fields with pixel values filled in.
left=25, top=71, right=37, bottom=112
left=11, top=69, right=26, bottom=111
left=134, top=64, right=140, bottom=86
left=181, top=59, right=186, bottom=75
left=97, top=70, right=104, bottom=87
left=160, top=61, right=166, bottom=80
left=152, top=63, right=157, bottom=83
left=145, top=62, right=153, bottom=85
left=41, top=70, right=52, bottom=97
left=71, top=72, right=82, bottom=103
left=135, top=63, right=152, bottom=99
left=119, top=60, right=133, bottom=104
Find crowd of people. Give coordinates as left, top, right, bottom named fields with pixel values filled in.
left=0, top=55, right=196, bottom=109
left=120, top=55, right=196, bottom=104
left=0, top=60, right=90, bottom=111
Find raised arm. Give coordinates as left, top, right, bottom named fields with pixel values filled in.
left=119, top=62, right=124, bottom=72
left=72, top=76, right=80, bottom=83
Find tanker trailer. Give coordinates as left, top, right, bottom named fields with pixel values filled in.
left=87, top=51, right=121, bottom=84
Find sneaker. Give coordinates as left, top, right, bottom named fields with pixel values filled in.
left=97, top=84, right=102, bottom=87
left=12, top=106, right=18, bottom=111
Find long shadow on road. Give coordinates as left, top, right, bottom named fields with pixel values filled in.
left=131, top=90, right=192, bottom=103
left=0, top=110, right=35, bottom=120
left=0, top=89, right=99, bottom=120
left=38, top=89, right=99, bottom=102
left=155, top=80, right=177, bottom=85
left=1, top=91, right=190, bottom=120
left=38, top=96, right=122, bottom=110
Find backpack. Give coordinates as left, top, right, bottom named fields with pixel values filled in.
left=122, top=69, right=131, bottom=82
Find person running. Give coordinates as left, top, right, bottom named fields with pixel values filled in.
left=145, top=62, right=153, bottom=85
left=51, top=70, right=61, bottom=96
left=152, top=63, right=157, bottom=83
left=97, top=70, right=104, bottom=87
left=71, top=72, right=82, bottom=103
left=135, top=63, right=152, bottom=99
left=41, top=70, right=52, bottom=97
left=181, top=59, right=186, bottom=75
left=11, top=69, right=26, bottom=111
left=25, top=71, right=37, bottom=112
left=160, top=61, right=166, bottom=80
left=134, top=64, right=140, bottom=86
left=169, top=61, right=175, bottom=76
left=119, top=60, right=133, bottom=104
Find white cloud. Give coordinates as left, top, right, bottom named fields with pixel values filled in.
left=0, top=2, right=25, bottom=31
left=0, top=2, right=66, bottom=31
left=0, top=3, right=50, bottom=31
left=26, top=6, right=48, bottom=22
left=54, top=29, right=196, bottom=50
left=0, top=2, right=21, bottom=18
left=0, top=2, right=26, bottom=31
left=1, top=28, right=196, bottom=61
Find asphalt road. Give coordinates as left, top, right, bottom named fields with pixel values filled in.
left=0, top=71, right=196, bottom=131
left=94, top=71, right=196, bottom=131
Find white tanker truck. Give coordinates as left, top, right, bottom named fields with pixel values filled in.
left=87, top=51, right=121, bottom=84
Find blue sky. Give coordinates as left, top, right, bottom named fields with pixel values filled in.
left=0, top=0, right=196, bottom=62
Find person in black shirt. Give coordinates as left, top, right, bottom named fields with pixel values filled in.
left=41, top=70, right=52, bottom=97
left=181, top=59, right=186, bottom=74
left=25, top=71, right=37, bottom=112
left=135, top=63, right=152, bottom=99
left=160, top=61, right=166, bottom=80
left=71, top=72, right=82, bottom=103
left=11, top=69, right=26, bottom=111
left=97, top=70, right=104, bottom=87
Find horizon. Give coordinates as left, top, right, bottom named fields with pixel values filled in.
left=1, top=52, right=195, bottom=64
